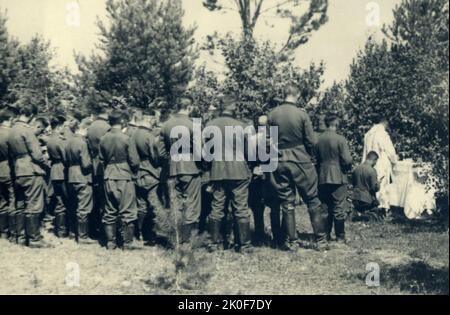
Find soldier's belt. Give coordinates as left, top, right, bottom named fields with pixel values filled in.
left=278, top=142, right=305, bottom=150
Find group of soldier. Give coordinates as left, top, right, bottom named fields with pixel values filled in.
left=0, top=84, right=382, bottom=253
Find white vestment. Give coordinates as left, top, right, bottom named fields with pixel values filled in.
left=362, top=124, right=398, bottom=209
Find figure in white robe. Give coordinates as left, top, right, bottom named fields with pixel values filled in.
left=363, top=122, right=398, bottom=209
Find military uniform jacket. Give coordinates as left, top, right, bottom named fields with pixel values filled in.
left=46, top=132, right=66, bottom=181
left=205, top=114, right=251, bottom=181
left=86, top=118, right=110, bottom=176
left=7, top=121, right=46, bottom=177
left=316, top=130, right=353, bottom=185
left=352, top=162, right=380, bottom=204
left=99, top=127, right=140, bottom=181
left=131, top=127, right=161, bottom=181
left=160, top=114, right=200, bottom=177
left=65, top=135, right=92, bottom=184
left=268, top=103, right=316, bottom=164
left=0, top=126, right=12, bottom=181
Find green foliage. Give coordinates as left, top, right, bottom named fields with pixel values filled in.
left=75, top=0, right=198, bottom=112
left=191, top=36, right=324, bottom=121
left=0, top=11, right=18, bottom=103
left=344, top=0, right=449, bottom=202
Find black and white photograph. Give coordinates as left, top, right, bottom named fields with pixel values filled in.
left=0, top=0, right=448, bottom=299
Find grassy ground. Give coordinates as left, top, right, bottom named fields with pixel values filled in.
left=0, top=205, right=448, bottom=295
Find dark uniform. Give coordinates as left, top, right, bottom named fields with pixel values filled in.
left=7, top=119, right=47, bottom=246
left=46, top=131, right=69, bottom=237
left=316, top=130, right=352, bottom=241
left=205, top=112, right=253, bottom=251
left=160, top=113, right=201, bottom=243
left=268, top=103, right=327, bottom=248
left=352, top=161, right=380, bottom=212
left=65, top=134, right=94, bottom=242
left=99, top=127, right=140, bottom=249
left=0, top=125, right=14, bottom=239
left=86, top=117, right=110, bottom=234
left=131, top=126, right=161, bottom=242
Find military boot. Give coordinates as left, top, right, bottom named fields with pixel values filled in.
left=237, top=220, right=253, bottom=254
left=8, top=214, right=16, bottom=243
left=0, top=213, right=8, bottom=240
left=136, top=212, right=146, bottom=241
left=16, top=213, right=27, bottom=246
left=207, top=219, right=222, bottom=252
left=122, top=223, right=141, bottom=250
left=27, top=214, right=52, bottom=248
left=309, top=207, right=329, bottom=251
left=280, top=209, right=298, bottom=251
left=334, top=219, right=347, bottom=244
left=104, top=224, right=117, bottom=250
left=54, top=213, right=68, bottom=238
left=78, top=220, right=97, bottom=245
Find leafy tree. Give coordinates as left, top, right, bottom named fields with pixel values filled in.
left=202, top=0, right=328, bottom=57
left=310, top=82, right=346, bottom=131
left=344, top=0, right=449, bottom=204
left=75, top=0, right=198, bottom=112
left=191, top=36, right=324, bottom=121
left=7, top=36, right=72, bottom=114
left=0, top=10, right=19, bottom=106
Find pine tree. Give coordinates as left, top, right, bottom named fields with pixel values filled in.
left=75, top=0, right=197, bottom=112
left=0, top=10, right=18, bottom=106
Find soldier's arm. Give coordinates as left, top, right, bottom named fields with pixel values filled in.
left=80, top=140, right=92, bottom=172
left=157, top=128, right=169, bottom=161
left=370, top=169, right=380, bottom=193
left=127, top=138, right=140, bottom=174
left=339, top=138, right=353, bottom=172
left=303, top=115, right=316, bottom=160
left=24, top=131, right=47, bottom=167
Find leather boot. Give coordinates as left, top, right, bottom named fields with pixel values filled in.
left=237, top=219, right=253, bottom=253
left=334, top=219, right=346, bottom=243
left=280, top=208, right=297, bottom=251
left=8, top=214, right=16, bottom=243
left=78, top=220, right=96, bottom=245
left=309, top=207, right=329, bottom=251
left=27, top=214, right=52, bottom=248
left=0, top=213, right=8, bottom=240
left=16, top=213, right=26, bottom=246
left=122, top=223, right=140, bottom=250
left=179, top=222, right=198, bottom=245
left=104, top=224, right=117, bottom=250
left=136, top=212, right=146, bottom=241
left=207, top=219, right=222, bottom=251
left=54, top=213, right=68, bottom=238
left=326, top=213, right=334, bottom=241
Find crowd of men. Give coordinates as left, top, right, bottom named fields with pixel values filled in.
left=0, top=84, right=382, bottom=252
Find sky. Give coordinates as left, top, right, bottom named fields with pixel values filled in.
left=0, top=0, right=402, bottom=88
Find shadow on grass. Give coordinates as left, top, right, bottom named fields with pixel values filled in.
left=382, top=260, right=449, bottom=295
left=346, top=260, right=449, bottom=295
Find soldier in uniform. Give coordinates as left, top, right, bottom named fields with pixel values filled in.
left=316, top=114, right=352, bottom=243
left=86, top=106, right=111, bottom=237
left=159, top=95, right=202, bottom=244
left=46, top=116, right=69, bottom=238
left=205, top=95, right=253, bottom=253
left=130, top=110, right=162, bottom=244
left=7, top=106, right=50, bottom=247
left=268, top=85, right=328, bottom=251
left=65, top=117, right=96, bottom=244
left=0, top=109, right=15, bottom=240
left=99, top=110, right=140, bottom=250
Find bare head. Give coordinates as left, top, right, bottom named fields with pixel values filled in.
left=365, top=151, right=379, bottom=167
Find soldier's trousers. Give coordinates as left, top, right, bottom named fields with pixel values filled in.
left=71, top=183, right=93, bottom=222
left=48, top=180, right=67, bottom=215
left=270, top=161, right=327, bottom=241
left=209, top=179, right=251, bottom=223
left=0, top=178, right=14, bottom=236
left=103, top=179, right=137, bottom=225
left=318, top=184, right=347, bottom=221
left=172, top=175, right=201, bottom=225
left=136, top=174, right=159, bottom=216
left=14, top=176, right=45, bottom=215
